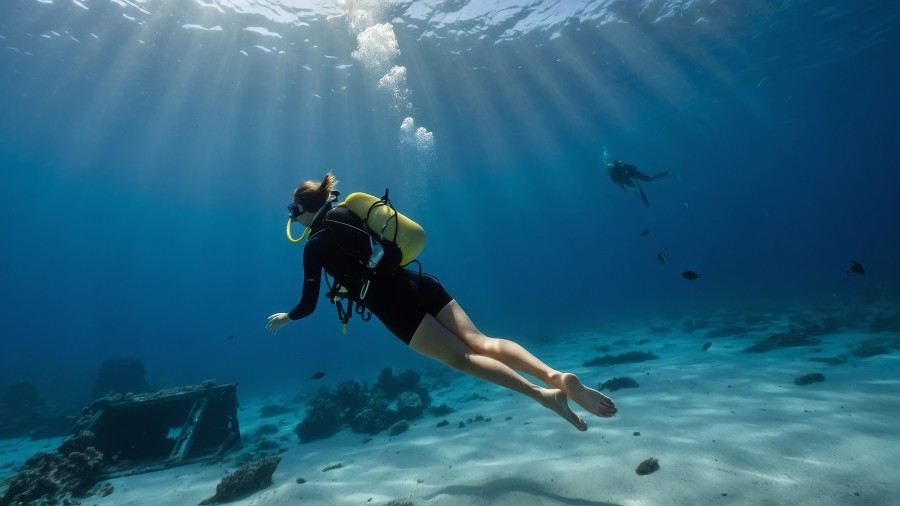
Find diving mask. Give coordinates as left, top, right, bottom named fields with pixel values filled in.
left=287, top=202, right=305, bottom=221
left=285, top=191, right=340, bottom=243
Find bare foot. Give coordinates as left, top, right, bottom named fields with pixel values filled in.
left=551, top=372, right=617, bottom=418
left=539, top=389, right=587, bottom=431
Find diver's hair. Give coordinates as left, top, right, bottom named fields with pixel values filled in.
left=293, top=171, right=338, bottom=210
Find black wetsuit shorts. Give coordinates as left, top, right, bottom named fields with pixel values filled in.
left=288, top=221, right=453, bottom=345
left=364, top=269, right=453, bottom=345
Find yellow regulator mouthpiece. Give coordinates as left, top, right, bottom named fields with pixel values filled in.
left=286, top=218, right=312, bottom=243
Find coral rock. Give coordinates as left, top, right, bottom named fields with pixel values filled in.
left=636, top=457, right=660, bottom=475
left=396, top=392, right=424, bottom=419
left=199, top=456, right=281, bottom=505
left=296, top=368, right=434, bottom=443
left=389, top=421, right=410, bottom=436
left=0, top=447, right=103, bottom=505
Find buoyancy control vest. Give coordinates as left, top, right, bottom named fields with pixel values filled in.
left=317, top=189, right=426, bottom=332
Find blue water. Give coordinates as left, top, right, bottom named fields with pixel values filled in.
left=1, top=0, right=898, bottom=416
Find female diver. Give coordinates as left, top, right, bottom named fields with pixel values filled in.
left=266, top=172, right=617, bottom=430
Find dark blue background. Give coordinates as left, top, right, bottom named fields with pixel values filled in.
left=1, top=0, right=898, bottom=406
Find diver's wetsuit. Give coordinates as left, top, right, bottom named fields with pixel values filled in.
left=288, top=208, right=452, bottom=345
left=608, top=161, right=668, bottom=190
left=607, top=160, right=668, bottom=206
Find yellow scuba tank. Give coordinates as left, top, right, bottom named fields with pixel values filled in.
left=340, top=192, right=425, bottom=266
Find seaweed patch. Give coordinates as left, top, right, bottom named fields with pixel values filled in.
left=852, top=338, right=891, bottom=358
left=793, top=373, right=825, bottom=386
left=808, top=356, right=847, bottom=366
left=598, top=377, right=640, bottom=392
left=584, top=351, right=659, bottom=367
left=744, top=326, right=823, bottom=353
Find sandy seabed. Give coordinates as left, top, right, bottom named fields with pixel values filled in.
left=2, top=306, right=898, bottom=506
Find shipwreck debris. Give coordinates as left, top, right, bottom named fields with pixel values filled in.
left=74, top=381, right=241, bottom=479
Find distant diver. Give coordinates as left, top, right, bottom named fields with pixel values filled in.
left=607, top=160, right=668, bottom=206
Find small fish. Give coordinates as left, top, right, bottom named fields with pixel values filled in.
left=642, top=229, right=649, bottom=236
left=701, top=342, right=712, bottom=352
left=310, top=371, right=326, bottom=380
left=226, top=335, right=234, bottom=340
left=682, top=270, right=701, bottom=280
left=846, top=261, right=865, bottom=276
left=657, top=252, right=666, bottom=263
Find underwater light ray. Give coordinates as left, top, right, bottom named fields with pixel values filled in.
left=587, top=22, right=687, bottom=133
left=173, top=25, right=278, bottom=204
left=120, top=4, right=349, bottom=201
left=212, top=24, right=333, bottom=205
left=437, top=59, right=525, bottom=176
left=474, top=44, right=584, bottom=188
left=545, top=28, right=636, bottom=129
left=123, top=31, right=247, bottom=191
left=611, top=3, right=787, bottom=129
left=50, top=1, right=225, bottom=182
left=500, top=34, right=616, bottom=186
left=6, top=1, right=157, bottom=169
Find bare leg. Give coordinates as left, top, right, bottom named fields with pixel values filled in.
left=409, top=314, right=587, bottom=431
left=436, top=300, right=617, bottom=418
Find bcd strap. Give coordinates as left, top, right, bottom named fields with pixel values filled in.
left=324, top=273, right=371, bottom=334
left=320, top=189, right=411, bottom=333
left=363, top=189, right=399, bottom=243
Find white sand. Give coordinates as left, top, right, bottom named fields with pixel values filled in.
left=3, top=319, right=899, bottom=506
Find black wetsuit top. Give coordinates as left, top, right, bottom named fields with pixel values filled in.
left=609, top=161, right=668, bottom=189
left=288, top=208, right=452, bottom=344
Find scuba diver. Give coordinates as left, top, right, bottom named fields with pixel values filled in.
left=607, top=160, right=668, bottom=206
left=266, top=172, right=617, bottom=431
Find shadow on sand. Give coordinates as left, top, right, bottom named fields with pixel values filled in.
left=421, top=476, right=621, bottom=505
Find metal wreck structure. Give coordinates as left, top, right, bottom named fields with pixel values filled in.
left=74, top=381, right=241, bottom=479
